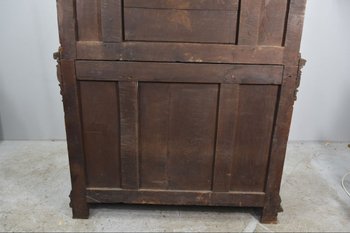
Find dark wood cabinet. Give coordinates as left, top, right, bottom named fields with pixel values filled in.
left=55, top=0, right=307, bottom=223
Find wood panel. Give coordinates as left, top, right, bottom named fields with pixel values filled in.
left=76, top=42, right=285, bottom=64
left=212, top=84, right=239, bottom=192
left=139, top=83, right=218, bottom=190
left=119, top=81, right=139, bottom=189
left=76, top=61, right=284, bottom=84
left=283, top=0, right=307, bottom=65
left=258, top=0, right=289, bottom=46
left=101, top=0, right=123, bottom=42
left=57, top=0, right=77, bottom=59
left=124, top=0, right=238, bottom=10
left=238, top=0, right=264, bottom=45
left=124, top=8, right=237, bottom=43
left=80, top=81, right=121, bottom=188
left=167, top=84, right=218, bottom=190
left=238, top=0, right=289, bottom=46
left=76, top=0, right=101, bottom=41
left=230, top=85, right=279, bottom=192
left=139, top=84, right=170, bottom=189
left=86, top=188, right=266, bottom=207
left=59, top=60, right=89, bottom=218
left=262, top=66, right=299, bottom=222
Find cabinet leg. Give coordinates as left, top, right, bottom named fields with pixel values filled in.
left=261, top=208, right=278, bottom=224
left=72, top=203, right=89, bottom=219
left=260, top=195, right=283, bottom=224
left=69, top=191, right=90, bottom=219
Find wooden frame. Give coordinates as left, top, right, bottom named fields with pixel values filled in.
left=56, top=0, right=307, bottom=223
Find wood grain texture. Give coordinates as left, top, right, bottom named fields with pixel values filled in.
left=230, top=85, right=279, bottom=192
left=101, top=0, right=123, bottom=42
left=138, top=84, right=170, bottom=189
left=56, top=0, right=77, bottom=59
left=86, top=188, right=266, bottom=207
left=238, top=0, right=264, bottom=45
left=76, top=42, right=285, bottom=64
left=59, top=60, right=89, bottom=218
left=212, top=84, right=239, bottom=192
left=124, top=8, right=237, bottom=43
left=76, top=61, right=284, bottom=84
left=76, top=0, right=101, bottom=41
left=119, top=81, right=139, bottom=189
left=283, top=0, right=307, bottom=65
left=139, top=83, right=219, bottom=190
left=258, top=0, right=289, bottom=46
left=261, top=66, right=299, bottom=223
left=166, top=84, right=218, bottom=190
left=124, top=0, right=238, bottom=10
left=80, top=81, right=121, bottom=188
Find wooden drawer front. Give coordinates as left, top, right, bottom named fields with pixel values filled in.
left=77, top=62, right=281, bottom=192
left=124, top=0, right=239, bottom=43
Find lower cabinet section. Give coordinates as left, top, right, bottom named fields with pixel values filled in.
left=57, top=0, right=307, bottom=223
left=77, top=62, right=281, bottom=197
left=57, top=59, right=295, bottom=223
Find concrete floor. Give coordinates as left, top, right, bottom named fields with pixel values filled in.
left=0, top=141, right=350, bottom=232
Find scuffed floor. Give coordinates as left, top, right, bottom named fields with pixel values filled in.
left=0, top=141, right=350, bottom=232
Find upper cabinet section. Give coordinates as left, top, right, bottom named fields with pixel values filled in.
left=75, top=0, right=289, bottom=46
left=58, top=0, right=306, bottom=64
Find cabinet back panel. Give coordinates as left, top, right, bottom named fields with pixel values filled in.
left=124, top=7, right=238, bottom=43
left=80, top=81, right=121, bottom=188
left=124, top=0, right=238, bottom=10
left=57, top=0, right=307, bottom=221
left=75, top=0, right=290, bottom=46
left=139, top=83, right=219, bottom=190
left=230, top=85, right=279, bottom=192
left=76, top=0, right=101, bottom=41
left=78, top=80, right=279, bottom=192
left=238, top=0, right=289, bottom=46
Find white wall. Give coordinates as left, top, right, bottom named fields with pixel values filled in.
left=0, top=0, right=349, bottom=141
left=289, top=0, right=350, bottom=141
left=0, top=0, right=65, bottom=140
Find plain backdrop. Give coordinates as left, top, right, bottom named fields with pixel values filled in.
left=0, top=0, right=349, bottom=141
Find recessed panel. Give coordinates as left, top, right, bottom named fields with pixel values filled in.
left=124, top=0, right=239, bottom=43
left=139, top=83, right=219, bottom=190
left=80, top=81, right=121, bottom=188
left=230, top=85, right=279, bottom=192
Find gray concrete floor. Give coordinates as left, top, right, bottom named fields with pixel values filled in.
left=0, top=141, right=350, bottom=232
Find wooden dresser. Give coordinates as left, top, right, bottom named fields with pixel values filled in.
left=55, top=0, right=307, bottom=223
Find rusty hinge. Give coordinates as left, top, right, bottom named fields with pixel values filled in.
left=294, top=56, right=307, bottom=101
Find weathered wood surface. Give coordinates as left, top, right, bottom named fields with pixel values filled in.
left=76, top=61, right=284, bottom=84
left=56, top=0, right=307, bottom=223
left=76, top=42, right=285, bottom=64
